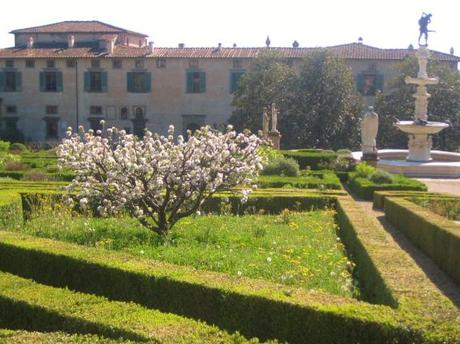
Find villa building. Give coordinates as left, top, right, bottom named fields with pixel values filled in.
left=0, top=20, right=459, bottom=142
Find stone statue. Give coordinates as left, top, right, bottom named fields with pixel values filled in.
left=361, top=107, right=379, bottom=159
left=418, top=12, right=432, bottom=45
left=262, top=109, right=270, bottom=138
left=271, top=103, right=278, bottom=132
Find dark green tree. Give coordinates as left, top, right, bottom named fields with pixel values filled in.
left=284, top=51, right=363, bottom=149
left=229, top=51, right=296, bottom=133
left=230, top=50, right=363, bottom=150
left=375, top=57, right=460, bottom=150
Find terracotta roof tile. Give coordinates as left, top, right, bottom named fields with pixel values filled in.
left=10, top=21, right=147, bottom=37
left=0, top=43, right=458, bottom=62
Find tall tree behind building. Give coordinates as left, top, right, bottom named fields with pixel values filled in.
left=230, top=50, right=363, bottom=150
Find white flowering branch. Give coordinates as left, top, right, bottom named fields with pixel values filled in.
left=58, top=124, right=263, bottom=235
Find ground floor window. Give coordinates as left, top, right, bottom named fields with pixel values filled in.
left=182, top=114, right=206, bottom=138
left=43, top=117, right=59, bottom=140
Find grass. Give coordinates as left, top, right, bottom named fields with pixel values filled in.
left=16, top=208, right=356, bottom=298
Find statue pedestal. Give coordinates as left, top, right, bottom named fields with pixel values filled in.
left=268, top=131, right=281, bottom=150
left=361, top=151, right=379, bottom=167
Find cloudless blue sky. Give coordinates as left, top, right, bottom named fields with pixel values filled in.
left=1, top=0, right=459, bottom=55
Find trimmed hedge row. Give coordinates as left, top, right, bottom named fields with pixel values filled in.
left=0, top=170, right=75, bottom=182
left=0, top=191, right=22, bottom=229
left=373, top=191, right=456, bottom=210
left=0, top=329, right=135, bottom=344
left=347, top=175, right=427, bottom=200
left=280, top=149, right=337, bottom=170
left=0, top=271, right=250, bottom=344
left=384, top=197, right=460, bottom=286
left=0, top=231, right=430, bottom=344
left=257, top=172, right=342, bottom=190
left=335, top=195, right=460, bottom=342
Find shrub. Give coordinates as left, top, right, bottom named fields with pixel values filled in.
left=4, top=161, right=30, bottom=171
left=0, top=140, right=10, bottom=152
left=353, top=163, right=376, bottom=179
left=21, top=172, right=49, bottom=182
left=261, top=156, right=299, bottom=177
left=369, top=170, right=394, bottom=184
left=281, top=149, right=338, bottom=170
left=9, top=143, right=28, bottom=153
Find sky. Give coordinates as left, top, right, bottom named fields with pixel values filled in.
left=0, top=0, right=459, bottom=55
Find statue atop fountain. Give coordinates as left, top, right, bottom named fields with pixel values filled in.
left=394, top=15, right=448, bottom=162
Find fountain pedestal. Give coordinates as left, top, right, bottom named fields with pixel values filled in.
left=394, top=45, right=448, bottom=162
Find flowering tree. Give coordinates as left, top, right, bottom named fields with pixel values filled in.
left=58, top=124, right=263, bottom=236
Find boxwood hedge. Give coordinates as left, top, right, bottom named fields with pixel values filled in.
left=384, top=196, right=460, bottom=285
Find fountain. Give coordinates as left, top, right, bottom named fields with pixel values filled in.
left=394, top=45, right=449, bottom=162
left=354, top=14, right=460, bottom=178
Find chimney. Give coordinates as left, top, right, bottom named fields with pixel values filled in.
left=178, top=43, right=185, bottom=48
left=148, top=41, right=154, bottom=54
left=292, top=40, right=299, bottom=48
left=358, top=37, right=363, bottom=44
left=233, top=43, right=237, bottom=48
left=450, top=47, right=455, bottom=55
left=27, top=36, right=34, bottom=49
left=107, top=39, right=115, bottom=55
left=68, top=34, right=75, bottom=48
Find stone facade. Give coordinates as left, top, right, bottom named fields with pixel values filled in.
left=0, top=21, right=458, bottom=142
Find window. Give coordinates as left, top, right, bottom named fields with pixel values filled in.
left=1, top=71, right=22, bottom=92
left=230, top=70, right=245, bottom=93
left=124, top=127, right=131, bottom=134
left=66, top=59, right=76, bottom=68
left=26, top=60, right=35, bottom=68
left=135, top=59, right=144, bottom=69
left=356, top=73, right=384, bottom=96
left=5, top=60, right=14, bottom=68
left=46, top=60, right=55, bottom=68
left=6, top=105, right=17, bottom=114
left=120, top=106, right=129, bottom=120
left=90, top=106, right=103, bottom=115
left=127, top=72, right=151, bottom=93
left=182, top=114, right=206, bottom=137
left=84, top=71, right=108, bottom=92
left=112, top=59, right=122, bottom=69
left=40, top=71, right=63, bottom=92
left=46, top=105, right=58, bottom=115
left=232, top=59, right=242, bottom=69
left=156, top=58, right=166, bottom=68
left=88, top=118, right=103, bottom=132
left=44, top=117, right=59, bottom=140
left=188, top=60, right=199, bottom=69
left=91, top=60, right=101, bottom=68
left=186, top=70, right=206, bottom=93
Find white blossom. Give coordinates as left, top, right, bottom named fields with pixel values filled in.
left=58, top=125, right=263, bottom=235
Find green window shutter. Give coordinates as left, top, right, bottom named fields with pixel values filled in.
left=230, top=72, right=244, bottom=93
left=57, top=72, right=63, bottom=92
left=84, top=72, right=90, bottom=92
left=186, top=71, right=193, bottom=93
left=101, top=72, right=108, bottom=92
left=376, top=74, right=384, bottom=92
left=127, top=72, right=134, bottom=92
left=145, top=72, right=151, bottom=92
left=199, top=72, right=206, bottom=93
left=15, top=72, right=22, bottom=92
left=39, top=72, right=45, bottom=92
left=356, top=74, right=364, bottom=95
left=0, top=72, right=5, bottom=92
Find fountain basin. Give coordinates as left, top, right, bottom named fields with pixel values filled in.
left=352, top=150, right=460, bottom=178
left=395, top=120, right=449, bottom=135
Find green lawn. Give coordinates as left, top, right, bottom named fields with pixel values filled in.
left=16, top=209, right=356, bottom=298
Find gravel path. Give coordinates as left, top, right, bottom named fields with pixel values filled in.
left=417, top=178, right=460, bottom=196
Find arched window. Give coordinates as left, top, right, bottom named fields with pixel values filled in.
left=135, top=107, right=144, bottom=119
left=120, top=107, right=128, bottom=120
